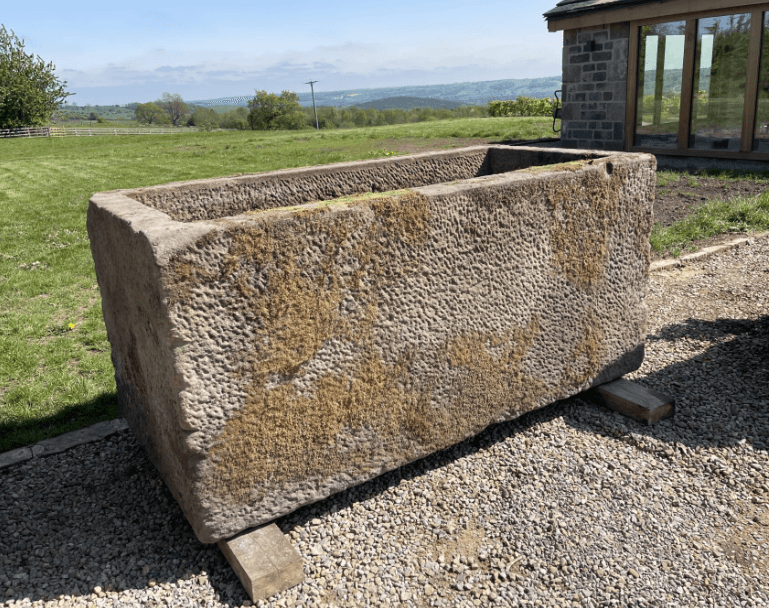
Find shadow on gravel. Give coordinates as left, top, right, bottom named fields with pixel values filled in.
left=0, top=387, right=581, bottom=606
left=0, top=400, right=564, bottom=607
left=0, top=430, right=245, bottom=606
left=563, top=313, right=769, bottom=455
left=2, top=315, right=767, bottom=606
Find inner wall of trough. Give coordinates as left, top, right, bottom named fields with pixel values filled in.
left=129, top=147, right=599, bottom=223
left=488, top=148, right=593, bottom=173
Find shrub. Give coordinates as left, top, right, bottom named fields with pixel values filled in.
left=488, top=97, right=556, bottom=117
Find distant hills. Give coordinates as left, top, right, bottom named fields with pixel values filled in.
left=640, top=69, right=684, bottom=94
left=190, top=77, right=563, bottom=110
left=638, top=69, right=712, bottom=94
left=356, top=96, right=465, bottom=110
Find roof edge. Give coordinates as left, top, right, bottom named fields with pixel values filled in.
left=544, top=0, right=671, bottom=22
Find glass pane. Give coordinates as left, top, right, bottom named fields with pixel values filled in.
left=635, top=21, right=686, bottom=148
left=754, top=13, right=769, bottom=151
left=690, top=13, right=751, bottom=151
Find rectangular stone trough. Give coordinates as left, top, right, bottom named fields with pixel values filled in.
left=88, top=145, right=655, bottom=544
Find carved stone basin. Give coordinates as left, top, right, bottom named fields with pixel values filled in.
left=87, top=145, right=655, bottom=543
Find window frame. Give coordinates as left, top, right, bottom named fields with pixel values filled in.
left=626, top=5, right=769, bottom=159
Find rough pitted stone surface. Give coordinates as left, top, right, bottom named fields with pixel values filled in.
left=87, top=145, right=656, bottom=544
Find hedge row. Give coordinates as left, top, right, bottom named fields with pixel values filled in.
left=488, top=97, right=557, bottom=118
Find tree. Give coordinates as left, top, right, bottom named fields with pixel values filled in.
left=134, top=102, right=169, bottom=125
left=0, top=25, right=72, bottom=129
left=158, top=92, right=188, bottom=126
left=220, top=106, right=249, bottom=130
left=248, top=90, right=306, bottom=130
left=187, top=106, right=219, bottom=130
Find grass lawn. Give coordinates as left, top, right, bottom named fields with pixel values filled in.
left=0, top=116, right=557, bottom=452
left=650, top=193, right=769, bottom=255
left=652, top=169, right=769, bottom=256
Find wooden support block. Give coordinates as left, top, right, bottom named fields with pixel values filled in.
left=585, top=378, right=675, bottom=425
left=218, top=523, right=304, bottom=601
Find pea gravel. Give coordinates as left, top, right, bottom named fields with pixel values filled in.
left=2, top=236, right=769, bottom=608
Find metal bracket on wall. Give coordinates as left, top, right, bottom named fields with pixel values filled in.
left=553, top=89, right=562, bottom=133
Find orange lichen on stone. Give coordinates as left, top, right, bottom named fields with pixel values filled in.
left=208, top=350, right=433, bottom=502
left=563, top=307, right=605, bottom=389
left=203, top=191, right=435, bottom=501
left=446, top=317, right=547, bottom=427
left=546, top=160, right=623, bottom=291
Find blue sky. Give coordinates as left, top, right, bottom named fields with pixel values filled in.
left=5, top=0, right=563, bottom=105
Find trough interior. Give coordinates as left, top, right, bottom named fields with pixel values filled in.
left=129, top=146, right=598, bottom=223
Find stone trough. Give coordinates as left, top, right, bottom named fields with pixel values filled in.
left=88, top=145, right=655, bottom=544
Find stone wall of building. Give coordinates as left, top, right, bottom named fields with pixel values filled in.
left=560, top=23, right=630, bottom=150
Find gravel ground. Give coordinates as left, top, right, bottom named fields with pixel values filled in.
left=2, top=237, right=769, bottom=608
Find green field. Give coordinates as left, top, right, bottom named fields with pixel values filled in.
left=0, top=116, right=557, bottom=452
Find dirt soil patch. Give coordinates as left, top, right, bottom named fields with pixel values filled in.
left=654, top=175, right=768, bottom=226
left=652, top=173, right=769, bottom=260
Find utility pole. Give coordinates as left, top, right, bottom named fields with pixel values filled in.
left=305, top=80, right=319, bottom=130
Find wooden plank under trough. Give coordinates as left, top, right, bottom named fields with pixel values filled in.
left=585, top=378, right=675, bottom=425
left=218, top=523, right=304, bottom=601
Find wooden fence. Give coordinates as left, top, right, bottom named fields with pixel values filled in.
left=0, top=126, right=198, bottom=139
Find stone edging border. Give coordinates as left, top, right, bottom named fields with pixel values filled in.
left=649, top=232, right=769, bottom=273
left=2, top=233, right=766, bottom=472
left=0, top=418, right=129, bottom=471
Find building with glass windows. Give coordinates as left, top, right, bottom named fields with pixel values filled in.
left=545, top=0, right=769, bottom=159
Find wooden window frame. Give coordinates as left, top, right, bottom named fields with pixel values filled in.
left=625, top=4, right=769, bottom=159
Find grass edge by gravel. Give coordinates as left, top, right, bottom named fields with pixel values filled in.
left=651, top=191, right=769, bottom=258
